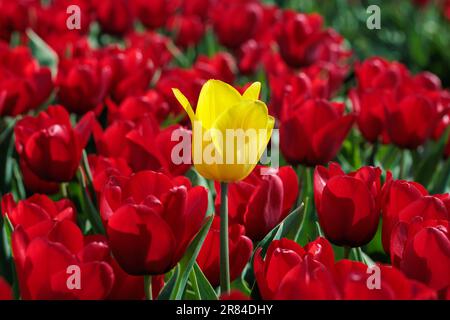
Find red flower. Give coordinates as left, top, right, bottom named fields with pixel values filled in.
left=390, top=218, right=450, bottom=294
left=269, top=71, right=329, bottom=119
left=211, top=0, right=263, bottom=49
left=380, top=172, right=448, bottom=253
left=279, top=98, right=354, bottom=166
left=334, top=260, right=436, bottom=300
left=101, top=171, right=208, bottom=275
left=314, top=163, right=381, bottom=247
left=126, top=31, right=173, bottom=69
left=194, top=53, right=237, bottom=85
left=351, top=57, right=448, bottom=147
left=1, top=193, right=76, bottom=230
left=349, top=88, right=388, bottom=144
left=82, top=235, right=165, bottom=300
left=384, top=94, right=440, bottom=149
left=0, top=277, right=12, bottom=300
left=94, top=116, right=192, bottom=176
left=167, top=15, right=205, bottom=48
left=88, top=155, right=132, bottom=194
left=215, top=166, right=299, bottom=241
left=57, top=57, right=111, bottom=115
left=0, top=0, right=35, bottom=42
left=197, top=216, right=252, bottom=287
left=132, top=0, right=178, bottom=29
left=0, top=43, right=53, bottom=116
left=106, top=94, right=170, bottom=127
left=254, top=237, right=338, bottom=300
left=12, top=220, right=114, bottom=299
left=354, top=57, right=409, bottom=91
left=93, top=0, right=134, bottom=36
left=99, top=46, right=155, bottom=103
left=254, top=237, right=436, bottom=300
left=14, top=105, right=95, bottom=183
left=275, top=10, right=350, bottom=69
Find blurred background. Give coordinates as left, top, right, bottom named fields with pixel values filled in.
left=272, top=0, right=450, bottom=86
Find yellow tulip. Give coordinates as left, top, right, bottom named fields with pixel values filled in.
left=172, top=79, right=275, bottom=182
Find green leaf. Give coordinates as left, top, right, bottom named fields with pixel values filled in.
left=253, top=203, right=305, bottom=258
left=158, top=215, right=213, bottom=300
left=414, top=128, right=449, bottom=188
left=191, top=263, right=218, bottom=300
left=157, top=265, right=180, bottom=300
left=26, top=29, right=58, bottom=77
left=76, top=170, right=105, bottom=234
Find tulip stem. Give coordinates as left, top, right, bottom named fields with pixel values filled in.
left=219, top=182, right=231, bottom=294
left=344, top=246, right=351, bottom=260
left=399, top=149, right=406, bottom=179
left=144, top=275, right=153, bottom=300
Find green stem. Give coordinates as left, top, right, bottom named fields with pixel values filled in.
left=144, top=275, right=153, bottom=300
left=343, top=246, right=351, bottom=260
left=219, top=182, right=230, bottom=294
left=60, top=182, right=68, bottom=198
left=368, top=141, right=379, bottom=166
left=399, top=149, right=405, bottom=179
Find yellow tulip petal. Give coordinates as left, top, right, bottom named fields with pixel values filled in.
left=209, top=100, right=273, bottom=181
left=242, top=82, right=261, bottom=100
left=196, top=79, right=242, bottom=130
left=172, top=88, right=196, bottom=122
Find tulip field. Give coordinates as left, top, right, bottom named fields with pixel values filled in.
left=0, top=0, right=449, bottom=302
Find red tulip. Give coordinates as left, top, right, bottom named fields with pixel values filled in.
left=349, top=88, right=389, bottom=143
left=0, top=43, right=53, bottom=116
left=99, top=47, right=154, bottom=103
left=279, top=98, right=355, bottom=166
left=197, top=217, right=252, bottom=287
left=12, top=220, right=114, bottom=299
left=156, top=68, right=204, bottom=116
left=14, top=105, right=95, bottom=183
left=0, top=0, right=34, bottom=41
left=132, top=0, right=178, bottom=29
left=390, top=218, right=450, bottom=293
left=182, top=0, right=212, bottom=20
left=269, top=71, right=329, bottom=119
left=82, top=234, right=165, bottom=300
left=94, top=116, right=192, bottom=176
left=275, top=10, right=350, bottom=69
left=106, top=93, right=170, bottom=124
left=18, top=158, right=61, bottom=194
left=355, top=57, right=409, bottom=91
left=167, top=15, right=205, bottom=48
left=314, top=162, right=381, bottom=247
left=194, top=53, right=237, bottom=85
left=254, top=237, right=339, bottom=300
left=385, top=94, right=440, bottom=149
left=211, top=0, right=263, bottom=48
left=351, top=57, right=448, bottom=147
left=380, top=172, right=448, bottom=253
left=101, top=171, right=208, bottom=275
left=126, top=31, right=173, bottom=69
left=334, top=260, right=436, bottom=300
left=88, top=155, right=132, bottom=194
left=1, top=193, right=76, bottom=230
left=255, top=237, right=436, bottom=300
left=57, top=57, right=111, bottom=115
left=0, top=277, right=12, bottom=300
left=214, top=166, right=299, bottom=241
left=93, top=0, right=134, bottom=35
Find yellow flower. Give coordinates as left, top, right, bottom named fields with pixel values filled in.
left=172, top=79, right=275, bottom=182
